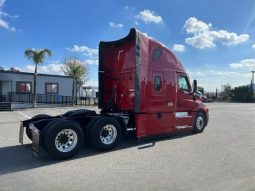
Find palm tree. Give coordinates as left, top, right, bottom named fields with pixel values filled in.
left=62, top=57, right=88, bottom=106
left=24, top=48, right=51, bottom=108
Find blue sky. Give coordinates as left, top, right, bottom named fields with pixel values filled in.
left=1, top=0, right=255, bottom=91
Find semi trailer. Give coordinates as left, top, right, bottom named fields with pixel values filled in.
left=19, top=28, right=209, bottom=159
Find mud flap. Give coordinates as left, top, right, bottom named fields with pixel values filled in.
left=32, top=127, right=40, bottom=159
left=19, top=122, right=24, bottom=145
left=19, top=122, right=40, bottom=159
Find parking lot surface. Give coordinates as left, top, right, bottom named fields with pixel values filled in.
left=0, top=103, right=255, bottom=191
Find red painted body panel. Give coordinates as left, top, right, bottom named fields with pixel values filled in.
left=99, top=38, right=136, bottom=111
left=99, top=28, right=209, bottom=139
left=135, top=113, right=176, bottom=137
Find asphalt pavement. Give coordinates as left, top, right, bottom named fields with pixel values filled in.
left=0, top=103, right=255, bottom=191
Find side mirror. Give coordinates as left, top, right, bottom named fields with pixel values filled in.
left=192, top=79, right=197, bottom=93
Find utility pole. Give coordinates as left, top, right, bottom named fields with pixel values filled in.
left=251, top=71, right=255, bottom=92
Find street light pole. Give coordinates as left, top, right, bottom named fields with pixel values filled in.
left=251, top=71, right=255, bottom=92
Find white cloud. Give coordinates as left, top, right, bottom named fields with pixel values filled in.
left=0, top=10, right=19, bottom=19
left=208, top=70, right=237, bottom=76
left=184, top=17, right=212, bottom=34
left=0, top=20, right=16, bottom=31
left=0, top=19, right=8, bottom=28
left=172, top=44, right=186, bottom=52
left=124, top=6, right=135, bottom=11
left=229, top=59, right=255, bottom=69
left=86, top=80, right=98, bottom=87
left=252, top=44, right=255, bottom=49
left=136, top=9, right=163, bottom=24
left=85, top=59, right=98, bottom=65
left=185, top=32, right=216, bottom=49
left=134, top=20, right=139, bottom=26
left=67, top=45, right=98, bottom=58
left=188, top=69, right=251, bottom=91
left=0, top=0, right=18, bottom=31
left=0, top=0, right=6, bottom=7
left=188, top=71, right=206, bottom=77
left=188, top=70, right=238, bottom=78
left=22, top=63, right=64, bottom=75
left=184, top=17, right=249, bottom=49
left=109, top=22, right=124, bottom=28
left=20, top=58, right=97, bottom=75
left=210, top=30, right=249, bottom=46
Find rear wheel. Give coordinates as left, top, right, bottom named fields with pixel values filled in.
left=193, top=112, right=206, bottom=133
left=43, top=120, right=84, bottom=159
left=26, top=114, right=50, bottom=140
left=90, top=117, right=122, bottom=151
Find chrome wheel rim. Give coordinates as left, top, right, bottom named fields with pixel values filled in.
left=55, top=129, right=78, bottom=152
left=100, top=124, right=117, bottom=145
left=196, top=116, right=204, bottom=130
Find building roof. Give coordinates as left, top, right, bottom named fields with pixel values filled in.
left=0, top=70, right=73, bottom=79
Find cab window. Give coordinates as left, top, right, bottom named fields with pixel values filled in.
left=178, top=76, right=190, bottom=92
left=154, top=76, right=162, bottom=91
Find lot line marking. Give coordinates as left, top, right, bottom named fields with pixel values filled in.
left=17, top=111, right=31, bottom=119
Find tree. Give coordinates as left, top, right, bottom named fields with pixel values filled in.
left=62, top=57, right=89, bottom=106
left=231, top=86, right=254, bottom=103
left=197, top=86, right=204, bottom=94
left=221, top=84, right=232, bottom=101
left=8, top=67, right=20, bottom=72
left=24, top=48, right=51, bottom=107
left=0, top=66, right=4, bottom=71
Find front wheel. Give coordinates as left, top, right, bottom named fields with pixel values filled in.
left=43, top=120, right=84, bottom=159
left=193, top=112, right=206, bottom=133
left=90, top=117, right=122, bottom=151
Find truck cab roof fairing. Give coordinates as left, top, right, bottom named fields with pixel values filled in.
left=98, top=28, right=138, bottom=110
left=98, top=28, right=186, bottom=111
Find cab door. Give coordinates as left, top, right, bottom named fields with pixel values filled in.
left=175, top=74, right=194, bottom=128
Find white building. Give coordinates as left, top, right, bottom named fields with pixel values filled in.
left=80, top=86, right=98, bottom=98
left=0, top=70, right=77, bottom=110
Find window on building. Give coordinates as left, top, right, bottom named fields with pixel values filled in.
left=154, top=76, right=162, bottom=91
left=178, top=76, right=190, bottom=92
left=16, top=82, right=32, bottom=93
left=45, top=83, right=58, bottom=94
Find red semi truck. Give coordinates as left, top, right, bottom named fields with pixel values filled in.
left=19, top=28, right=209, bottom=159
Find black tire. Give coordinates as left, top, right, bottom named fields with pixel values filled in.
left=90, top=117, right=122, bottom=151
left=43, top=120, right=84, bottom=159
left=26, top=114, right=50, bottom=140
left=193, top=112, right=206, bottom=133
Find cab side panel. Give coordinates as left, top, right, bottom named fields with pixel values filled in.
left=135, top=36, right=182, bottom=138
